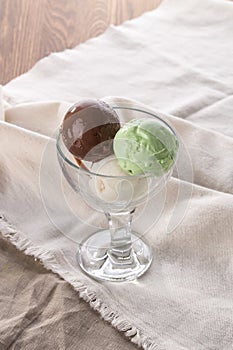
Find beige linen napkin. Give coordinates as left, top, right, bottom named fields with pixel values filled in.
left=0, top=234, right=137, bottom=350
left=1, top=95, right=233, bottom=350
left=1, top=0, right=233, bottom=348
left=3, top=0, right=233, bottom=137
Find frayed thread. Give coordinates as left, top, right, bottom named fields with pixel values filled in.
left=0, top=215, right=163, bottom=350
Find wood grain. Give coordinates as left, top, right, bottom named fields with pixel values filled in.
left=0, top=0, right=162, bottom=85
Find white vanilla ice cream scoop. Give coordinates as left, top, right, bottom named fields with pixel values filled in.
left=90, top=156, right=148, bottom=203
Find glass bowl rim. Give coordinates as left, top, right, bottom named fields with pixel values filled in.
left=56, top=105, right=179, bottom=179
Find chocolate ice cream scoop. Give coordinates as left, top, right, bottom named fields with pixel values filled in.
left=62, top=99, right=121, bottom=163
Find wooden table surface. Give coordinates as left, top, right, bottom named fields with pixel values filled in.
left=0, top=0, right=162, bottom=85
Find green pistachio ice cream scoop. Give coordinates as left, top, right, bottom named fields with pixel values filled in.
left=113, top=117, right=178, bottom=176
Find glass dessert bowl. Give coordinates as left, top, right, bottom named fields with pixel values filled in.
left=56, top=102, right=179, bottom=282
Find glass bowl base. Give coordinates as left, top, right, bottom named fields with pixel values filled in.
left=77, top=230, right=153, bottom=282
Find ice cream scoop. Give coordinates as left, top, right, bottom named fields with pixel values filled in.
left=113, top=118, right=178, bottom=176
left=90, top=156, right=148, bottom=203
left=62, top=99, right=121, bottom=163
